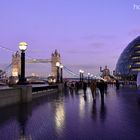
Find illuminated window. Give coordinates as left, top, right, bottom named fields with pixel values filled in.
left=135, top=45, right=140, bottom=48
left=12, top=68, right=18, bottom=76
left=135, top=51, right=140, bottom=53
left=131, top=56, right=140, bottom=59
left=131, top=68, right=140, bottom=71
left=135, top=62, right=140, bottom=65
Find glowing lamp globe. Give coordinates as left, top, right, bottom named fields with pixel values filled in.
left=60, top=64, right=63, bottom=69
left=81, top=70, right=84, bottom=74
left=19, top=42, right=28, bottom=51
left=56, top=62, right=60, bottom=67
left=90, top=74, right=93, bottom=77
left=79, top=69, right=82, bottom=73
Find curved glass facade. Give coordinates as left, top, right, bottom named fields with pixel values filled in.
left=116, top=36, right=140, bottom=77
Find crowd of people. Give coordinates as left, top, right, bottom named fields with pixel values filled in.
left=64, top=79, right=117, bottom=103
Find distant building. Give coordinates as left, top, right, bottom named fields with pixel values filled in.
left=102, top=66, right=110, bottom=77
left=113, top=70, right=116, bottom=76
left=116, top=36, right=140, bottom=80
left=101, top=66, right=111, bottom=82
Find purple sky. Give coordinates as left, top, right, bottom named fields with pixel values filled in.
left=0, top=0, right=140, bottom=77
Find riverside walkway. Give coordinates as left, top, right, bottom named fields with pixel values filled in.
left=0, top=86, right=140, bottom=140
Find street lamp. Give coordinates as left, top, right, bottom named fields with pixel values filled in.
left=81, top=70, right=84, bottom=82
left=79, top=69, right=82, bottom=82
left=56, top=62, right=60, bottom=83
left=60, top=64, right=63, bottom=83
left=88, top=73, right=90, bottom=84
left=18, top=42, right=28, bottom=84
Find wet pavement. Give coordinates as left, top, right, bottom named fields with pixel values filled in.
left=0, top=86, right=140, bottom=140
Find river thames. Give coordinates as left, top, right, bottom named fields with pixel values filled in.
left=0, top=86, right=140, bottom=140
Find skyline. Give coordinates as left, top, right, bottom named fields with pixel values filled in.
left=0, top=0, right=140, bottom=76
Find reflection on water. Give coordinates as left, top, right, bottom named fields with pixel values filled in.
left=91, top=101, right=97, bottom=121
left=83, top=94, right=87, bottom=102
left=18, top=104, right=32, bottom=140
left=55, top=103, right=65, bottom=136
left=79, top=93, right=86, bottom=119
left=100, top=102, right=107, bottom=122
left=91, top=100, right=107, bottom=122
left=0, top=86, right=140, bottom=140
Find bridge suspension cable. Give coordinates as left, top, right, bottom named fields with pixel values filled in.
left=0, top=62, right=15, bottom=77
left=63, top=66, right=79, bottom=77
left=0, top=44, right=36, bottom=59
left=0, top=45, right=16, bottom=53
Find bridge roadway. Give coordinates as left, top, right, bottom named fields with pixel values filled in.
left=0, top=86, right=140, bottom=140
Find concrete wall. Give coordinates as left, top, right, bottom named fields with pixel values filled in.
left=0, top=86, right=32, bottom=108
left=0, top=87, right=21, bottom=108
left=0, top=84, right=63, bottom=108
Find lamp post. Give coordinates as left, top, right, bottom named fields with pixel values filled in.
left=56, top=62, right=60, bottom=83
left=81, top=70, right=84, bottom=82
left=79, top=69, right=82, bottom=82
left=60, top=64, right=63, bottom=83
left=88, top=73, right=90, bottom=84
left=18, top=42, right=28, bottom=84
left=90, top=74, right=93, bottom=79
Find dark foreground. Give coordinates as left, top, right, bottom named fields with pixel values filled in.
left=0, top=86, right=140, bottom=140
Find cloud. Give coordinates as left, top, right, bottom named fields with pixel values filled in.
left=81, top=34, right=116, bottom=40
left=29, top=50, right=48, bottom=53
left=64, top=49, right=105, bottom=54
left=64, top=41, right=107, bottom=54
left=66, top=64, right=98, bottom=69
left=90, top=42, right=105, bottom=48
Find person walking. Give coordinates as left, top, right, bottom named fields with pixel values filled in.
left=83, top=81, right=87, bottom=95
left=90, top=80, right=97, bottom=101
left=116, top=80, right=120, bottom=90
left=97, top=80, right=105, bottom=103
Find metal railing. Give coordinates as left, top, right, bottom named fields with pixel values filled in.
left=32, top=85, right=58, bottom=93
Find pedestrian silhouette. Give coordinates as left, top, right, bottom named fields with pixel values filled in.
left=83, top=81, right=87, bottom=95
left=116, top=80, right=120, bottom=90
left=97, top=80, right=105, bottom=103
left=90, top=80, right=97, bottom=101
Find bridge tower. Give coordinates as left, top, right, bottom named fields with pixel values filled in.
left=12, top=51, right=21, bottom=77
left=51, top=49, right=61, bottom=77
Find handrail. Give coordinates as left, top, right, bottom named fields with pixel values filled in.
left=32, top=85, right=58, bottom=93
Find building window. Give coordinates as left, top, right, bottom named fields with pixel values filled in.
left=131, top=68, right=140, bottom=71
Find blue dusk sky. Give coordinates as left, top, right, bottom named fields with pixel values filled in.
left=0, top=0, right=140, bottom=76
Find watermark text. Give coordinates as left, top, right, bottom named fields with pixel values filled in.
left=133, top=4, right=140, bottom=10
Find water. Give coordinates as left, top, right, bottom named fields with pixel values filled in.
left=0, top=86, right=140, bottom=140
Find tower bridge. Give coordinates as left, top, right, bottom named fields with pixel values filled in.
left=12, top=49, right=61, bottom=77
left=0, top=45, right=103, bottom=80
left=0, top=45, right=81, bottom=79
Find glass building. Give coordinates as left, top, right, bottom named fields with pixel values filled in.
left=116, top=36, right=140, bottom=80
